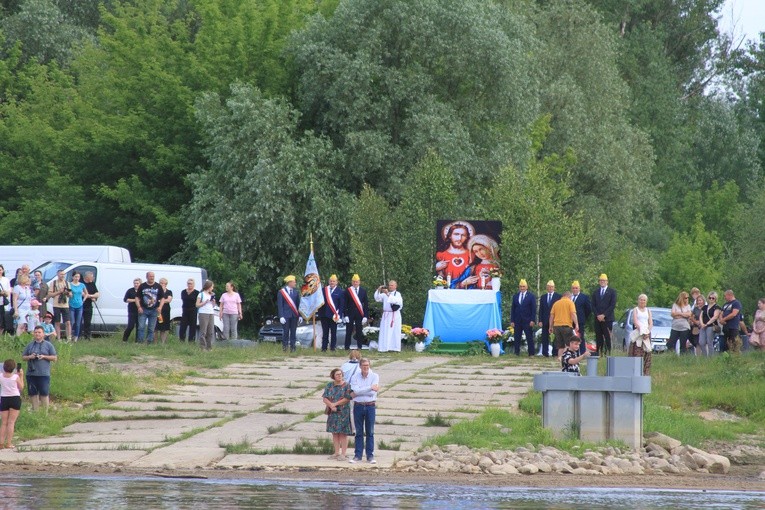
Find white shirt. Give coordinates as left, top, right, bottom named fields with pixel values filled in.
left=350, top=370, right=379, bottom=403
left=197, top=291, right=215, bottom=314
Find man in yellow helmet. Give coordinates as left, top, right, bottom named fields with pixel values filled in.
left=319, top=274, right=345, bottom=351
left=344, top=274, right=369, bottom=350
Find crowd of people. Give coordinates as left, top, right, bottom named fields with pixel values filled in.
left=507, top=274, right=764, bottom=375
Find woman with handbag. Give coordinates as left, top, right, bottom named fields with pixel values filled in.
left=322, top=368, right=352, bottom=461
left=628, top=294, right=652, bottom=375
left=699, top=291, right=721, bottom=356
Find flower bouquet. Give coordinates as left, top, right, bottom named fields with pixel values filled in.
left=432, top=276, right=448, bottom=288
left=489, top=267, right=503, bottom=278
left=486, top=328, right=507, bottom=344
left=409, top=327, right=430, bottom=342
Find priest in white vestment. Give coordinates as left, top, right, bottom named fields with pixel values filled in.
left=374, top=280, right=403, bottom=352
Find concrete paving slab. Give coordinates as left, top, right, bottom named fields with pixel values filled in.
left=0, top=450, right=146, bottom=465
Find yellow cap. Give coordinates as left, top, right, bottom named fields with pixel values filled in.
left=572, top=280, right=580, bottom=287
left=352, top=274, right=360, bottom=281
left=329, top=274, right=338, bottom=280
left=599, top=273, right=608, bottom=280
left=283, top=275, right=296, bottom=283
left=519, top=279, right=528, bottom=286
left=546, top=280, right=555, bottom=287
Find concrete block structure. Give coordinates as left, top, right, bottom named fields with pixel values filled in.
left=532, top=357, right=650, bottom=449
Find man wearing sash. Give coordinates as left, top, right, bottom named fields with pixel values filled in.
left=319, top=274, right=345, bottom=351
left=374, top=280, right=403, bottom=352
left=277, top=275, right=301, bottom=352
left=344, top=274, right=369, bottom=350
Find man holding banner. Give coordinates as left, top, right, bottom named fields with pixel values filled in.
left=344, top=274, right=369, bottom=350
left=277, top=276, right=301, bottom=352
left=319, top=274, right=345, bottom=351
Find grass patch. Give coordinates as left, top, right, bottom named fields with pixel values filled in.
left=244, top=437, right=336, bottom=455
left=267, top=423, right=293, bottom=434
left=378, top=439, right=401, bottom=451
left=424, top=413, right=452, bottom=427
left=221, top=437, right=252, bottom=454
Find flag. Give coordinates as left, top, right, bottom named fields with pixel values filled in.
left=298, top=247, right=324, bottom=319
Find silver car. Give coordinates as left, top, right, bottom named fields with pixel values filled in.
left=613, top=307, right=671, bottom=353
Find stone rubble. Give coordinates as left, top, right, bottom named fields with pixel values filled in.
left=393, top=433, right=731, bottom=476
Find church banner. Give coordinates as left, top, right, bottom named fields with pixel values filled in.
left=299, top=249, right=325, bottom=319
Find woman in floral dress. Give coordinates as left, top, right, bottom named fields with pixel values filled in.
left=322, top=368, right=352, bottom=460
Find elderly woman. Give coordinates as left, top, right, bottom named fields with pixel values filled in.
left=12, top=274, right=33, bottom=336
left=628, top=294, right=653, bottom=375
left=156, top=278, right=173, bottom=344
left=322, top=368, right=352, bottom=461
left=698, top=291, right=721, bottom=356
left=453, top=234, right=500, bottom=289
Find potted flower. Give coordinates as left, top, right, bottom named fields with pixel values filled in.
left=432, top=276, right=448, bottom=289
left=486, top=328, right=506, bottom=357
left=489, top=267, right=503, bottom=291
left=409, top=327, right=430, bottom=352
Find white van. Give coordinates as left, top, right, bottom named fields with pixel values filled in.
left=0, top=245, right=131, bottom=278
left=35, top=260, right=222, bottom=337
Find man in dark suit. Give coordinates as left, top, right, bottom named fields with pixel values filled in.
left=591, top=273, right=617, bottom=356
left=344, top=273, right=369, bottom=350
left=571, top=280, right=593, bottom=355
left=277, top=275, right=301, bottom=352
left=537, top=280, right=561, bottom=357
left=510, top=279, right=537, bottom=356
left=319, top=274, right=345, bottom=351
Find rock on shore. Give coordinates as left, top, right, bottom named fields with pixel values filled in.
left=393, top=433, right=731, bottom=476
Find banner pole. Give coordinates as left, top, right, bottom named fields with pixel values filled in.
left=313, top=315, right=317, bottom=351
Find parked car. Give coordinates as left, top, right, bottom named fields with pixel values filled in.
left=258, top=316, right=388, bottom=348
left=613, top=307, right=671, bottom=353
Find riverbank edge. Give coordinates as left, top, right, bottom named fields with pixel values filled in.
left=2, top=463, right=764, bottom=492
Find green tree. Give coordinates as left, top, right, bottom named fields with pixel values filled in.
left=534, top=1, right=657, bottom=240
left=189, top=83, right=351, bottom=315
left=0, top=0, right=91, bottom=65
left=654, top=216, right=724, bottom=306
left=289, top=0, right=538, bottom=201
left=483, top=116, right=591, bottom=300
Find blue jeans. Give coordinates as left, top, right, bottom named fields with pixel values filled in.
left=137, top=308, right=158, bottom=344
left=70, top=306, right=83, bottom=338
left=353, top=403, right=375, bottom=460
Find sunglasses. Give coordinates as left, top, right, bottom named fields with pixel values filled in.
left=708, top=297, right=716, bottom=300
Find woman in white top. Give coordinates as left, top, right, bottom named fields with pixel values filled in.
left=196, top=280, right=216, bottom=351
left=668, top=291, right=692, bottom=354
left=629, top=294, right=653, bottom=375
left=0, top=359, right=24, bottom=449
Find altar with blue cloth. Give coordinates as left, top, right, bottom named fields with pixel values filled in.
left=423, top=289, right=502, bottom=345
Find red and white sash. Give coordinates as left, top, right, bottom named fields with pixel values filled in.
left=280, top=288, right=299, bottom=317
left=324, top=286, right=338, bottom=318
left=349, top=287, right=364, bottom=317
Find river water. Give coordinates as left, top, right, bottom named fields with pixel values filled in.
left=0, top=475, right=762, bottom=509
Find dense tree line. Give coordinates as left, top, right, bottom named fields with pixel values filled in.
left=0, top=0, right=762, bottom=327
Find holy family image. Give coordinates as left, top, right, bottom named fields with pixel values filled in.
left=435, top=220, right=502, bottom=290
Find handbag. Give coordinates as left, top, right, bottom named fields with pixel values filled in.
left=324, top=406, right=333, bottom=415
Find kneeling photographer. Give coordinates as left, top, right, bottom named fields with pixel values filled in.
left=22, top=326, right=57, bottom=412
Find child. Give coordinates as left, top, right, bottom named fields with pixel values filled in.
left=0, top=359, right=24, bottom=449
left=561, top=337, right=591, bottom=375
left=26, top=299, right=41, bottom=331
left=42, top=312, right=57, bottom=341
